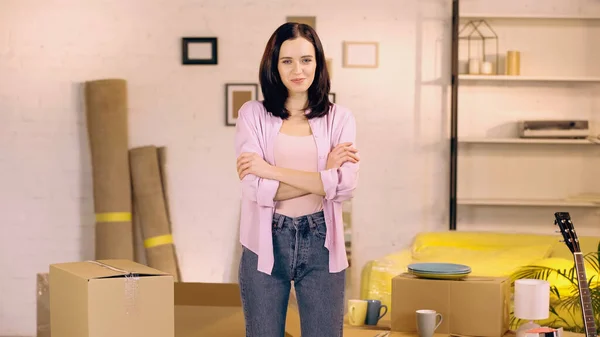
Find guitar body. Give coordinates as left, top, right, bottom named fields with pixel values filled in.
left=554, top=212, right=598, bottom=337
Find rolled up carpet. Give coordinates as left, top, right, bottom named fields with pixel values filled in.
left=129, top=145, right=180, bottom=280
left=132, top=201, right=147, bottom=265
left=84, top=79, right=134, bottom=260
left=157, top=146, right=182, bottom=281
left=157, top=146, right=171, bottom=226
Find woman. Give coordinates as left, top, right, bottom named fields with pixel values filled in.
left=234, top=22, right=360, bottom=337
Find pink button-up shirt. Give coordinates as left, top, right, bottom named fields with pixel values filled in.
left=234, top=100, right=359, bottom=274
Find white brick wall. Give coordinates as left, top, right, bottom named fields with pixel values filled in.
left=1, top=0, right=596, bottom=335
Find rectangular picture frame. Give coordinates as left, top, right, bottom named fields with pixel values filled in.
left=182, top=37, right=218, bottom=65
left=329, top=92, right=336, bottom=103
left=226, top=83, right=258, bottom=126
left=342, top=41, right=379, bottom=68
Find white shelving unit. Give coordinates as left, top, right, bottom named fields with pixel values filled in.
left=458, top=198, right=600, bottom=207
left=461, top=14, right=600, bottom=20
left=459, top=138, right=598, bottom=145
left=459, top=75, right=600, bottom=83
left=455, top=12, right=600, bottom=235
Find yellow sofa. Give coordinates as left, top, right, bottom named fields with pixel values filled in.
left=360, top=231, right=599, bottom=330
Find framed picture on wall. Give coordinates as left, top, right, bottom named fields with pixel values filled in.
left=342, top=41, right=379, bottom=68
left=182, top=37, right=218, bottom=65
left=226, top=83, right=258, bottom=126
left=329, top=92, right=336, bottom=103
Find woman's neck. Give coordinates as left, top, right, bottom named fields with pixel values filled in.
left=286, top=92, right=308, bottom=118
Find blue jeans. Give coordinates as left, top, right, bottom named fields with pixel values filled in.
left=239, top=210, right=346, bottom=337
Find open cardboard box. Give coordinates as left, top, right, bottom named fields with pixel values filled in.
left=175, top=282, right=301, bottom=337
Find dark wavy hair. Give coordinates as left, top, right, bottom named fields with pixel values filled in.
left=259, top=22, right=332, bottom=119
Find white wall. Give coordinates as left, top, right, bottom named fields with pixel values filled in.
left=0, top=0, right=450, bottom=335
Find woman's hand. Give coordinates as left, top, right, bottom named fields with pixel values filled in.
left=326, top=142, right=359, bottom=170
left=237, top=152, right=274, bottom=180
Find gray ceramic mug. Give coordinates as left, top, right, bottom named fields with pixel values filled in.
left=416, top=309, right=443, bottom=337
left=365, top=299, right=388, bottom=325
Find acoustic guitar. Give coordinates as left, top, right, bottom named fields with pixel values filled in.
left=554, top=212, right=598, bottom=337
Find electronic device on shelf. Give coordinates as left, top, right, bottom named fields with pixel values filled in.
left=518, top=120, right=589, bottom=139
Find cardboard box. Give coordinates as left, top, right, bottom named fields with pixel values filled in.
left=50, top=259, right=174, bottom=337
left=174, top=282, right=301, bottom=337
left=391, top=273, right=510, bottom=337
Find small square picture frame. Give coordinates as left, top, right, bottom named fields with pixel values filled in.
left=342, top=41, right=379, bottom=68
left=226, top=83, right=258, bottom=126
left=182, top=37, right=218, bottom=65
left=329, top=92, right=336, bottom=103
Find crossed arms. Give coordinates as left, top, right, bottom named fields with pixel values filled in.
left=236, top=142, right=358, bottom=201
left=273, top=182, right=310, bottom=201
left=234, top=106, right=359, bottom=207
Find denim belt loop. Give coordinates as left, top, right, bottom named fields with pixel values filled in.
left=277, top=213, right=285, bottom=229
left=307, top=214, right=316, bottom=229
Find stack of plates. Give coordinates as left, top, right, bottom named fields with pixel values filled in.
left=407, top=262, right=472, bottom=280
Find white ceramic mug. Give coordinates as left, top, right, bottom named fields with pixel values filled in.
left=416, top=309, right=443, bottom=337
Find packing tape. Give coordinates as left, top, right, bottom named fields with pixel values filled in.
left=95, top=212, right=132, bottom=222
left=87, top=260, right=131, bottom=275
left=144, top=234, right=173, bottom=248
left=86, top=260, right=140, bottom=315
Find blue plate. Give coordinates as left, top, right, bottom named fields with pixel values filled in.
left=407, top=262, right=472, bottom=274
left=409, top=270, right=470, bottom=280
left=408, top=269, right=471, bottom=274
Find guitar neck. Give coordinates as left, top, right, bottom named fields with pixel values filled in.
left=574, top=252, right=597, bottom=337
